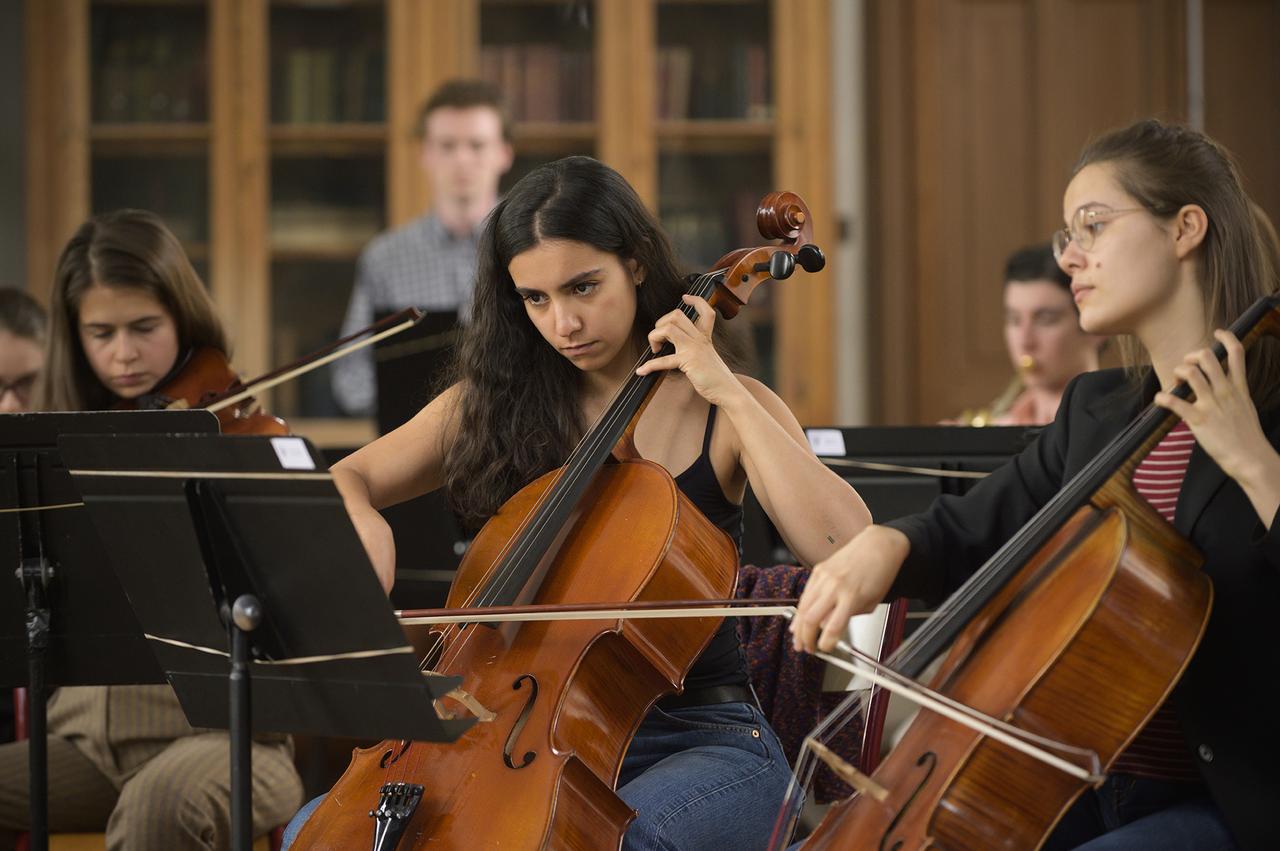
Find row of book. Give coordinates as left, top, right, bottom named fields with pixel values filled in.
left=480, top=45, right=595, bottom=123
left=270, top=203, right=382, bottom=252
left=272, top=44, right=386, bottom=125
left=92, top=39, right=766, bottom=128
left=94, top=32, right=208, bottom=123
left=658, top=42, right=771, bottom=122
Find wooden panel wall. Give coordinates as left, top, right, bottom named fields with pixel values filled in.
left=774, top=0, right=836, bottom=422
left=871, top=0, right=1190, bottom=424
left=211, top=0, right=269, bottom=374
left=1203, top=0, right=1280, bottom=232
left=24, top=0, right=89, bottom=306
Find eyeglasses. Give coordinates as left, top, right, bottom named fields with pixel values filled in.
left=1052, top=206, right=1146, bottom=262
left=0, top=374, right=36, bottom=404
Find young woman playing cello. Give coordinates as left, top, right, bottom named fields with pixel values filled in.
left=0, top=209, right=303, bottom=851
left=283, top=156, right=871, bottom=849
left=793, top=119, right=1280, bottom=850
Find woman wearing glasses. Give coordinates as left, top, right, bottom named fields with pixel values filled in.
left=0, top=289, right=46, bottom=413
left=793, top=119, right=1280, bottom=850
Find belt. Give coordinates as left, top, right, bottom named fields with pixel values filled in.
left=656, top=683, right=755, bottom=711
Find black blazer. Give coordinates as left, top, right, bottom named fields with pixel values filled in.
left=885, top=368, right=1280, bottom=851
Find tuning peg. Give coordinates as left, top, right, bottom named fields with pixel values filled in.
left=796, top=244, right=826, bottom=273
left=754, top=250, right=796, bottom=280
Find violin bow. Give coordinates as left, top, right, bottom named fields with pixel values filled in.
left=205, top=307, right=426, bottom=414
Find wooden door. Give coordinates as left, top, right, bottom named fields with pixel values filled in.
left=871, top=0, right=1188, bottom=424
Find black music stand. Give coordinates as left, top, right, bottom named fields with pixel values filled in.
left=58, top=432, right=472, bottom=851
left=742, top=425, right=1041, bottom=566
left=1, top=410, right=217, bottom=851
left=371, top=310, right=469, bottom=609
left=373, top=310, right=460, bottom=436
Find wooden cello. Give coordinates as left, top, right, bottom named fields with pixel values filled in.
left=291, top=193, right=826, bottom=851
left=794, top=295, right=1280, bottom=850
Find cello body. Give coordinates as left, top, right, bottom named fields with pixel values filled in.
left=292, top=458, right=738, bottom=849
left=803, top=486, right=1211, bottom=849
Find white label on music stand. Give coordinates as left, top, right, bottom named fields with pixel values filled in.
left=806, top=428, right=846, bottom=457
left=271, top=437, right=316, bottom=471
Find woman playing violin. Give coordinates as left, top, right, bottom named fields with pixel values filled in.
left=283, top=156, right=871, bottom=850
left=37, top=209, right=229, bottom=413
left=0, top=209, right=304, bottom=851
left=793, top=120, right=1280, bottom=850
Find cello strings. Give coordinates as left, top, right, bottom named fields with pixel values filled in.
left=450, top=270, right=719, bottom=618
left=891, top=398, right=1174, bottom=673
left=394, top=272, right=726, bottom=786
left=465, top=270, right=722, bottom=610
left=425, top=271, right=721, bottom=671
left=425, top=271, right=724, bottom=673
left=815, top=641, right=1103, bottom=779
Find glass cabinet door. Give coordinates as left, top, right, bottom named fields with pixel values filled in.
left=90, top=0, right=211, bottom=279
left=656, top=0, right=774, bottom=380
left=268, top=0, right=387, bottom=420
left=480, top=0, right=598, bottom=190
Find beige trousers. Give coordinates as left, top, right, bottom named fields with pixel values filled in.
left=0, top=687, right=302, bottom=851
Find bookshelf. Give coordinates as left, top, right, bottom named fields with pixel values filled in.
left=26, top=0, right=835, bottom=443
left=88, top=0, right=211, bottom=282
left=480, top=0, right=597, bottom=191
left=267, top=2, right=386, bottom=421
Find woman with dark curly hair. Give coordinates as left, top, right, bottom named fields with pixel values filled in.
left=284, top=156, right=871, bottom=850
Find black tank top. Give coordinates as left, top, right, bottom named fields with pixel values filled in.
left=671, top=405, right=750, bottom=690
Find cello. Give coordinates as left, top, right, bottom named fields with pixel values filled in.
left=291, top=193, right=826, bottom=850
left=788, top=295, right=1280, bottom=849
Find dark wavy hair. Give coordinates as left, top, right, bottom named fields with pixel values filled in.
left=1072, top=119, right=1280, bottom=408
left=1005, top=242, right=1070, bottom=291
left=443, top=156, right=739, bottom=529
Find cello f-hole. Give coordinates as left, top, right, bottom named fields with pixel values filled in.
left=380, top=740, right=411, bottom=769
left=503, top=674, right=540, bottom=769
left=880, top=751, right=937, bottom=851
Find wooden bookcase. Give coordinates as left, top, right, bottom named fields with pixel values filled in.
left=26, top=0, right=835, bottom=445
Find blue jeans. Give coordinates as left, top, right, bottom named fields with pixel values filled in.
left=1043, top=774, right=1237, bottom=850
left=282, top=701, right=791, bottom=850
left=616, top=701, right=792, bottom=850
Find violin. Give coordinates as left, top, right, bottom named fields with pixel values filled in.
left=290, top=193, right=826, bottom=851
left=117, top=346, right=290, bottom=435
left=785, top=295, right=1280, bottom=850
left=116, top=308, right=425, bottom=436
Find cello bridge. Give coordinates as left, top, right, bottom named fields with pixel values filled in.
left=368, top=781, right=424, bottom=851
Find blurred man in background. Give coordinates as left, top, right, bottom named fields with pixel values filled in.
left=332, top=78, right=514, bottom=415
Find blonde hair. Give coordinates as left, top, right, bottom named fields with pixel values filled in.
left=36, top=209, right=227, bottom=411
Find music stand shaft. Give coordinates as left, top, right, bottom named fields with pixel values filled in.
left=26, top=624, right=48, bottom=851
left=229, top=596, right=258, bottom=851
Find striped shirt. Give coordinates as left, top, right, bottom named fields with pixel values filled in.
left=1111, top=420, right=1201, bottom=781
left=331, top=213, right=481, bottom=414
